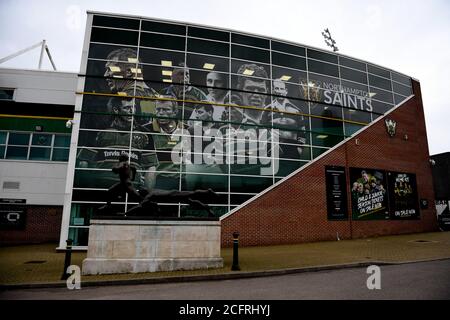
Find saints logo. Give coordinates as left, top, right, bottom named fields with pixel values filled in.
left=132, top=133, right=149, bottom=150
left=385, top=118, right=397, bottom=137
left=300, top=80, right=322, bottom=105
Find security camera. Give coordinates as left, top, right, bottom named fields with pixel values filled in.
left=66, top=120, right=73, bottom=129
left=429, top=159, right=436, bottom=166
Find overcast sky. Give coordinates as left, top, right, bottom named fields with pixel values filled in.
left=0, top=0, right=449, bottom=155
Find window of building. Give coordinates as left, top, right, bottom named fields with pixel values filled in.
left=394, top=94, right=409, bottom=105
left=6, top=146, right=28, bottom=160
left=231, top=60, right=270, bottom=78
left=88, top=43, right=135, bottom=60
left=339, top=56, right=366, bottom=72
left=308, top=59, right=339, bottom=78
left=312, top=147, right=329, bottom=159
left=230, top=176, right=274, bottom=193
left=0, top=88, right=15, bottom=100
left=276, top=159, right=307, bottom=177
left=369, top=86, right=394, bottom=104
left=307, top=49, right=338, bottom=64
left=368, top=74, right=392, bottom=91
left=368, top=64, right=391, bottom=79
left=140, top=32, right=186, bottom=51
left=53, top=134, right=70, bottom=161
left=139, top=48, right=185, bottom=67
left=8, top=132, right=30, bottom=145
left=272, top=52, right=306, bottom=71
left=343, top=109, right=371, bottom=124
left=371, top=100, right=393, bottom=114
left=29, top=147, right=51, bottom=161
left=271, top=41, right=305, bottom=57
left=187, top=38, right=229, bottom=57
left=92, top=15, right=140, bottom=30
left=29, top=133, right=52, bottom=160
left=141, top=20, right=186, bottom=35
left=90, top=27, right=139, bottom=46
left=186, top=53, right=229, bottom=73
left=344, top=123, right=365, bottom=136
left=188, top=69, right=229, bottom=92
left=271, top=66, right=307, bottom=85
left=340, top=80, right=369, bottom=97
left=339, top=66, right=367, bottom=84
left=392, top=81, right=412, bottom=97
left=231, top=45, right=270, bottom=64
left=188, top=26, right=229, bottom=42
left=231, top=33, right=270, bottom=49
left=0, top=131, right=70, bottom=162
left=391, top=72, right=411, bottom=87
left=0, top=131, right=6, bottom=145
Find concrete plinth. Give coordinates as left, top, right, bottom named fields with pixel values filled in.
left=82, top=218, right=223, bottom=275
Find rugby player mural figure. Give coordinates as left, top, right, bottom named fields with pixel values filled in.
left=262, top=78, right=308, bottom=159
left=76, top=89, right=158, bottom=208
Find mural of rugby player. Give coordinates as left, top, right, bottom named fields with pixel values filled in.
left=102, top=48, right=158, bottom=125
left=161, top=63, right=208, bottom=123
left=205, top=71, right=229, bottom=122
left=82, top=48, right=158, bottom=131
left=262, top=78, right=308, bottom=159
left=218, top=63, right=274, bottom=177
left=149, top=95, right=185, bottom=190
left=184, top=102, right=226, bottom=191
left=76, top=90, right=158, bottom=192
left=188, top=103, right=221, bottom=134
left=231, top=63, right=269, bottom=126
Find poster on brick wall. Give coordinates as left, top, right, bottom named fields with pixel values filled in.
left=387, top=171, right=420, bottom=219
left=325, top=166, right=348, bottom=220
left=349, top=168, right=389, bottom=220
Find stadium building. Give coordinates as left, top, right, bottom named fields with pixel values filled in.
left=0, top=11, right=438, bottom=249
left=0, top=68, right=76, bottom=244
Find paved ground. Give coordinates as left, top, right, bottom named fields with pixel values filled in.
left=1, top=259, right=449, bottom=300
left=1, top=231, right=450, bottom=286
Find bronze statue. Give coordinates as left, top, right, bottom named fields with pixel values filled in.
left=97, top=156, right=218, bottom=218
left=126, top=188, right=217, bottom=217
left=98, top=154, right=143, bottom=213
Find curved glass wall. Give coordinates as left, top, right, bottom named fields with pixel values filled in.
left=67, top=12, right=414, bottom=245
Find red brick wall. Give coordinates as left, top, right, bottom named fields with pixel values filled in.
left=0, top=206, right=62, bottom=245
left=221, top=80, right=438, bottom=247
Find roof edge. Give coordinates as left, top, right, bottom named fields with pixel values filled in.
left=0, top=67, right=77, bottom=76
left=85, top=10, right=418, bottom=81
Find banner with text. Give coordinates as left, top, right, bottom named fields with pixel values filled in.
left=350, top=168, right=389, bottom=220
left=325, top=166, right=348, bottom=220
left=387, top=171, right=419, bottom=219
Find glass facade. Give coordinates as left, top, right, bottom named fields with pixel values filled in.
left=67, top=13, right=414, bottom=245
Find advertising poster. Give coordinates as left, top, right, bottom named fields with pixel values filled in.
left=325, top=166, right=348, bottom=220
left=350, top=168, right=389, bottom=220
left=387, top=172, right=419, bottom=219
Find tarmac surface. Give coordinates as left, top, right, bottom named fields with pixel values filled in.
left=2, top=259, right=449, bottom=299
left=1, top=231, right=450, bottom=292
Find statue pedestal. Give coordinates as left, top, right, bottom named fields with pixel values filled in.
left=82, top=218, right=223, bottom=275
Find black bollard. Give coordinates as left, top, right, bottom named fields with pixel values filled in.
left=61, top=239, right=73, bottom=280
left=231, top=232, right=240, bottom=271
